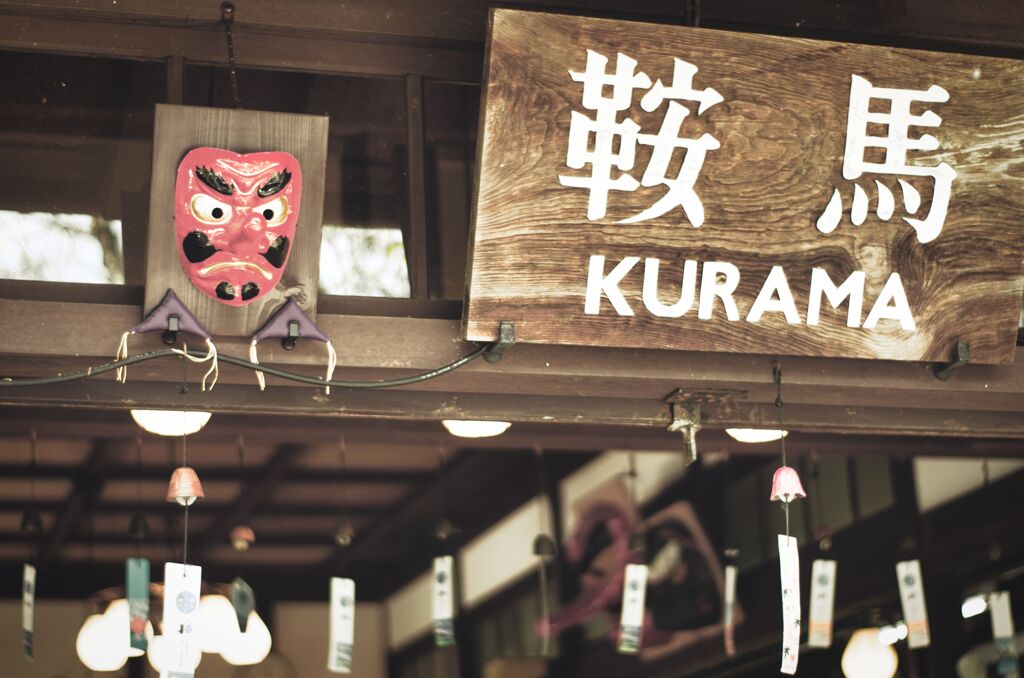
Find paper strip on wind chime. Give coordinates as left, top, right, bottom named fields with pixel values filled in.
left=22, top=563, right=35, bottom=659
left=328, top=577, right=356, bottom=673
left=163, top=562, right=202, bottom=677
left=126, top=558, right=150, bottom=651
left=808, top=559, right=837, bottom=648
left=617, top=563, right=649, bottom=655
left=433, top=556, right=455, bottom=647
left=723, top=564, right=737, bottom=656
left=896, top=559, right=931, bottom=649
left=779, top=536, right=800, bottom=675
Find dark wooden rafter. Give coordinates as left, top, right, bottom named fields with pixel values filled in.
left=0, top=0, right=1022, bottom=56
left=0, top=463, right=434, bottom=484
left=36, top=440, right=112, bottom=569
left=0, top=500, right=387, bottom=518
left=191, top=444, right=306, bottom=559
left=325, top=449, right=592, bottom=599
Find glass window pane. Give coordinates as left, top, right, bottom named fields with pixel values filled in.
left=185, top=65, right=411, bottom=297
left=854, top=456, right=894, bottom=518
left=424, top=81, right=479, bottom=299
left=0, top=50, right=164, bottom=285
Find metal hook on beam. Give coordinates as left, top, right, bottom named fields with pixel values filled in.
left=483, top=321, right=516, bottom=364
left=933, top=340, right=970, bottom=381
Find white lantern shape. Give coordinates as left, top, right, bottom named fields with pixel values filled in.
left=102, top=598, right=154, bottom=658
left=841, top=628, right=899, bottom=678
left=219, top=611, right=273, bottom=666
left=76, top=613, right=128, bottom=672
left=197, top=594, right=238, bottom=653
left=147, top=633, right=203, bottom=673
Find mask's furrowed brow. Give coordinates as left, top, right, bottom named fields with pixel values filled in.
left=257, top=169, right=292, bottom=198
left=195, top=166, right=235, bottom=195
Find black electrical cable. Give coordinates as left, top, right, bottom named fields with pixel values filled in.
left=0, top=343, right=490, bottom=389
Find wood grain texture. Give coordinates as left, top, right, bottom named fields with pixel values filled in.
left=465, top=9, right=1024, bottom=364
left=145, top=104, right=328, bottom=337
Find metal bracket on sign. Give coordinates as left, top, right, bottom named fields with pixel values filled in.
left=664, top=389, right=748, bottom=465
left=932, top=340, right=970, bottom=381
left=484, top=321, right=516, bottom=364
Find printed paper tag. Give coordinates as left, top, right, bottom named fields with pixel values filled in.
left=433, top=556, right=455, bottom=647
left=723, top=564, right=737, bottom=656
left=896, top=560, right=930, bottom=648
left=990, top=592, right=1021, bottom=677
left=779, top=536, right=800, bottom=675
left=22, top=563, right=35, bottom=659
left=127, top=558, right=150, bottom=651
left=808, top=559, right=837, bottom=648
left=617, top=564, right=648, bottom=655
left=163, top=562, right=202, bottom=678
left=328, top=578, right=355, bottom=673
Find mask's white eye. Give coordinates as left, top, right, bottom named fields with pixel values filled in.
left=256, top=197, right=288, bottom=227
left=190, top=193, right=232, bottom=225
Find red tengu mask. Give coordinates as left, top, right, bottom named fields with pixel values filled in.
left=175, top=147, right=302, bottom=306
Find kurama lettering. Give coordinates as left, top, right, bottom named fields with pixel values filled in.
left=584, top=255, right=915, bottom=330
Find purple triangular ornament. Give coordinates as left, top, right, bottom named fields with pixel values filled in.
left=252, top=298, right=329, bottom=344
left=249, top=299, right=336, bottom=394
left=131, top=289, right=211, bottom=339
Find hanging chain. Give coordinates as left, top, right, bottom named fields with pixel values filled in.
left=773, top=361, right=790, bottom=538
left=683, top=0, right=702, bottom=27
left=220, top=2, right=242, bottom=109
left=180, top=357, right=190, bottom=571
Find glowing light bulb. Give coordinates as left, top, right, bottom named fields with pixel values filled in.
left=725, top=428, right=788, bottom=444
left=76, top=613, right=128, bottom=672
left=219, top=611, right=272, bottom=666
left=197, top=594, right=237, bottom=654
left=842, top=628, right=898, bottom=678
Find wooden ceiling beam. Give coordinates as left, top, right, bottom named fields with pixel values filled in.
left=0, top=463, right=434, bottom=484
left=0, top=500, right=388, bottom=518
left=190, top=444, right=307, bottom=560
left=1, top=0, right=1021, bottom=55
left=35, top=440, right=113, bottom=570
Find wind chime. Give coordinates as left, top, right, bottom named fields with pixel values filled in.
left=162, top=359, right=205, bottom=677
left=769, top=362, right=807, bottom=675
left=328, top=438, right=357, bottom=674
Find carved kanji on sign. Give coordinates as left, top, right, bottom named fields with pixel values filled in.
left=817, top=75, right=957, bottom=243
left=558, top=50, right=722, bottom=226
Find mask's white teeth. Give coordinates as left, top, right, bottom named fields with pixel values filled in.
left=198, top=261, right=273, bottom=281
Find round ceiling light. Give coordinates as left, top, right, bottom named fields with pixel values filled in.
left=441, top=420, right=511, bottom=438
left=725, top=428, right=788, bottom=444
left=131, top=409, right=212, bottom=437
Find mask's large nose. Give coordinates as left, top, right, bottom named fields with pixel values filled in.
left=223, top=208, right=266, bottom=256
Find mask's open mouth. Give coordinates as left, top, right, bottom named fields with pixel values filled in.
left=197, top=261, right=273, bottom=281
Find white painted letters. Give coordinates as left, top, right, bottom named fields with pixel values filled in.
left=698, top=262, right=741, bottom=321
left=585, top=255, right=639, bottom=315
left=806, top=268, right=866, bottom=327
left=746, top=266, right=800, bottom=324
left=642, top=258, right=697, bottom=318
left=863, top=272, right=916, bottom=331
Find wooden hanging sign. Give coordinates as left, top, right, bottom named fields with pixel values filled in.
left=464, top=9, right=1024, bottom=364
